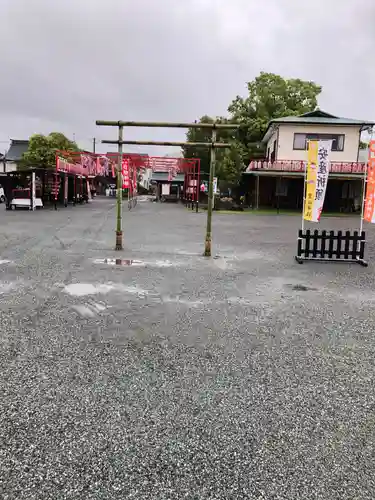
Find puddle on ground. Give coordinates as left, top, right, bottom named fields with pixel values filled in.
left=0, top=281, right=17, bottom=294
left=285, top=283, right=318, bottom=292
left=71, top=303, right=108, bottom=318
left=160, top=295, right=210, bottom=307
left=93, top=258, right=145, bottom=267
left=212, top=255, right=229, bottom=270
left=63, top=283, right=149, bottom=297
left=92, top=258, right=178, bottom=268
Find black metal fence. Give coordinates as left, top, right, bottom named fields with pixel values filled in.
left=296, top=229, right=367, bottom=266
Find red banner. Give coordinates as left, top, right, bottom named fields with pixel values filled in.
left=246, top=160, right=366, bottom=174
left=122, top=159, right=129, bottom=189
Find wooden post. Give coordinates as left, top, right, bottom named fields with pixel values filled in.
left=255, top=175, right=260, bottom=210
left=204, top=127, right=216, bottom=257
left=115, top=126, right=123, bottom=250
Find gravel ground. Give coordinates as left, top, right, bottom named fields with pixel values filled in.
left=0, top=197, right=375, bottom=499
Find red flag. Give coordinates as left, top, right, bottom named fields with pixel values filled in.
left=122, top=159, right=130, bottom=188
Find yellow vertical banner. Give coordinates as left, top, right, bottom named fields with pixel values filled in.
left=303, top=141, right=318, bottom=221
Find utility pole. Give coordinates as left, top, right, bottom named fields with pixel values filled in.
left=96, top=120, right=239, bottom=254
left=93, top=138, right=96, bottom=154
left=204, top=126, right=216, bottom=256
left=115, top=126, right=123, bottom=250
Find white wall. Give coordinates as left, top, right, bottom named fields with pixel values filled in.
left=139, top=168, right=152, bottom=189
left=4, top=161, right=17, bottom=173
left=274, top=124, right=361, bottom=162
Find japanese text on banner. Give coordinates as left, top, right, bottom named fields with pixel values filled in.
left=122, top=159, right=130, bottom=189
left=303, top=141, right=318, bottom=221
left=364, top=140, right=375, bottom=223
left=303, top=140, right=331, bottom=222
left=314, top=140, right=331, bottom=221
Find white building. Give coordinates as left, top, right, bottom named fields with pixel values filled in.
left=262, top=109, right=371, bottom=163
left=4, top=139, right=29, bottom=172
left=245, top=109, right=374, bottom=211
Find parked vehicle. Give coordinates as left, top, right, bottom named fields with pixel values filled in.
left=0, top=186, right=5, bottom=203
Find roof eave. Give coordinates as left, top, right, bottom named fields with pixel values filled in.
left=360, top=123, right=374, bottom=132
left=262, top=122, right=278, bottom=143
left=271, top=118, right=374, bottom=126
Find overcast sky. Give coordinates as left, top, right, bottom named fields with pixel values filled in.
left=1, top=0, right=374, bottom=155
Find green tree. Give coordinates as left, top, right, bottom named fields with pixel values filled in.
left=215, top=140, right=246, bottom=186
left=183, top=73, right=322, bottom=185
left=228, top=72, right=322, bottom=166
left=20, top=132, right=79, bottom=169
left=182, top=115, right=233, bottom=173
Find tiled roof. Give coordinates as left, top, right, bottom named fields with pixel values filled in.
left=5, top=140, right=29, bottom=161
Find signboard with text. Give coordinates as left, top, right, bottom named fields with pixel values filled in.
left=213, top=177, right=218, bottom=194
left=122, top=159, right=130, bottom=189
left=303, top=140, right=332, bottom=222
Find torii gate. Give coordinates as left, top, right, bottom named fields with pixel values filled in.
left=54, top=150, right=201, bottom=211
left=146, top=156, right=200, bottom=203
left=95, top=119, right=239, bottom=255
left=105, top=153, right=200, bottom=206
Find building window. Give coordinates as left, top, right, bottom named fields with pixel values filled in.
left=293, top=133, right=345, bottom=152
left=293, top=134, right=306, bottom=150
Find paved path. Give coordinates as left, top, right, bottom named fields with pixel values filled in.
left=1, top=198, right=375, bottom=499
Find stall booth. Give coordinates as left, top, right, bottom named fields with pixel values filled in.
left=147, top=157, right=200, bottom=205
left=55, top=152, right=108, bottom=208
left=3, top=170, right=46, bottom=210
left=1, top=152, right=109, bottom=210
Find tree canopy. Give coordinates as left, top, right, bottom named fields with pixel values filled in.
left=181, top=115, right=233, bottom=174
left=183, top=72, right=322, bottom=184
left=20, top=132, right=79, bottom=170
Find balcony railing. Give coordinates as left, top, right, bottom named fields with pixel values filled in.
left=246, top=160, right=366, bottom=174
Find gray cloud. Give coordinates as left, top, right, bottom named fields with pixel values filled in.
left=0, top=0, right=374, bottom=155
